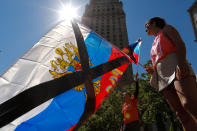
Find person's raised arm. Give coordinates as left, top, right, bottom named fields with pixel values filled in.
left=134, top=73, right=139, bottom=99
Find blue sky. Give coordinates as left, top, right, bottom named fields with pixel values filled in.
left=0, top=0, right=196, bottom=75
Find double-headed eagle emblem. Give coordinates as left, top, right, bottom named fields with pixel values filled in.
left=49, top=42, right=101, bottom=96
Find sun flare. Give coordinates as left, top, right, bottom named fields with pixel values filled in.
left=59, top=4, right=78, bottom=21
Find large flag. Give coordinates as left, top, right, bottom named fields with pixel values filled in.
left=0, top=20, right=131, bottom=131
left=122, top=39, right=142, bottom=65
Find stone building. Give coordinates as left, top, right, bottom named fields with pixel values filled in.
left=82, top=0, right=129, bottom=48
left=82, top=0, right=133, bottom=86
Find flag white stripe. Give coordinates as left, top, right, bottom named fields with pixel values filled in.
left=0, top=21, right=91, bottom=130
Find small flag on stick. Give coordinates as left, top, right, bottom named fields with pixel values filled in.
left=122, top=38, right=142, bottom=65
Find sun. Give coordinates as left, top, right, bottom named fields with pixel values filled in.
left=59, top=4, right=78, bottom=21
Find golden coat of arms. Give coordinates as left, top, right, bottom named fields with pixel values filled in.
left=49, top=42, right=101, bottom=97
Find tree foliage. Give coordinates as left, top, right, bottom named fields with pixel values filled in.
left=79, top=60, right=183, bottom=131
left=79, top=90, right=123, bottom=131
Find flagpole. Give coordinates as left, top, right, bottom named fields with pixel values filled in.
left=136, top=38, right=142, bottom=73
left=71, top=19, right=96, bottom=131
left=138, top=62, right=144, bottom=68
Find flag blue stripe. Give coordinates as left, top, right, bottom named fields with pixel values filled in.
left=85, top=32, right=112, bottom=67
left=134, top=43, right=140, bottom=54
left=129, top=42, right=140, bottom=55
left=15, top=89, right=87, bottom=131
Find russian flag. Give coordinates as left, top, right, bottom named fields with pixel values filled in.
left=0, top=21, right=131, bottom=131
left=122, top=39, right=142, bottom=65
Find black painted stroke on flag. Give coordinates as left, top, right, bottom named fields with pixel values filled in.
left=0, top=21, right=130, bottom=128
left=0, top=56, right=129, bottom=128
left=71, top=20, right=95, bottom=131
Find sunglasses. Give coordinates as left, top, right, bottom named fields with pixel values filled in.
left=145, top=23, right=151, bottom=29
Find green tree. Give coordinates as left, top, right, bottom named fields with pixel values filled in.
left=79, top=90, right=124, bottom=131
left=79, top=60, right=183, bottom=131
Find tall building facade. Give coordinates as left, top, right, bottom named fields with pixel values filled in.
left=188, top=0, right=197, bottom=43
left=82, top=0, right=129, bottom=48
left=82, top=0, right=133, bottom=86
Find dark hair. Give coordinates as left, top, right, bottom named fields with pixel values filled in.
left=148, top=17, right=166, bottom=29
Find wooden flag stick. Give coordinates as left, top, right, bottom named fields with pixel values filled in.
left=138, top=62, right=145, bottom=69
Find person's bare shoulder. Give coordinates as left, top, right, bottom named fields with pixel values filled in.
left=163, top=25, right=178, bottom=34
left=162, top=25, right=183, bottom=43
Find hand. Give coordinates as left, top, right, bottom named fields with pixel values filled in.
left=176, top=61, right=189, bottom=80
left=144, top=66, right=154, bottom=74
